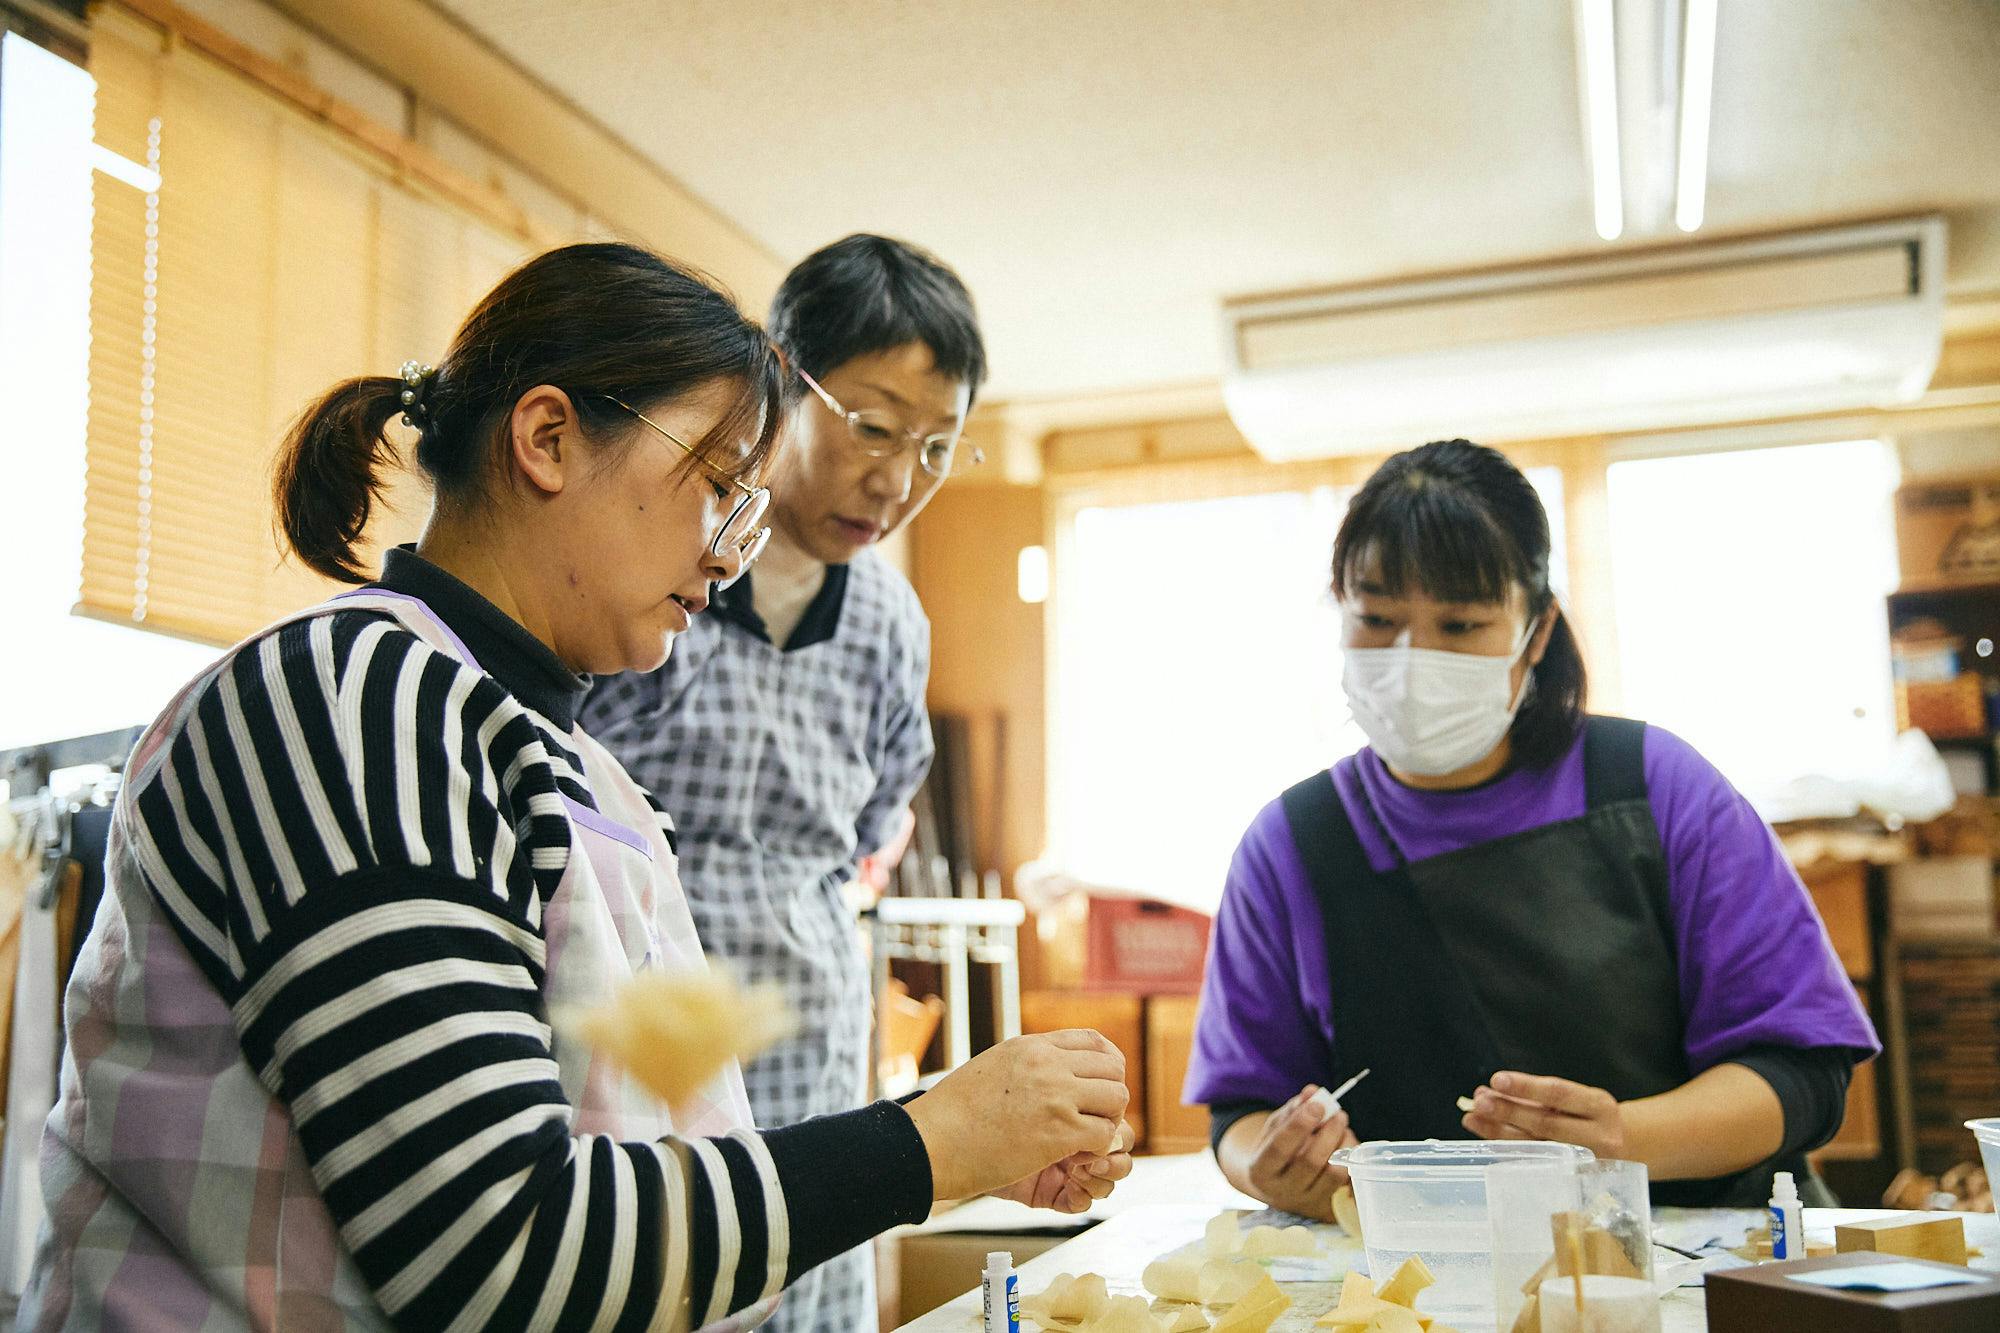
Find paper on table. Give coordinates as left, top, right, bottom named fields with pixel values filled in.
left=1262, top=1255, right=1349, bottom=1283
left=1788, top=1262, right=1985, bottom=1293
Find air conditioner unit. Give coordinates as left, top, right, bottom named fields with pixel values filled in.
left=1221, top=217, right=1945, bottom=460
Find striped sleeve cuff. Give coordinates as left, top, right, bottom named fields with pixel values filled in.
left=762, top=1099, right=932, bottom=1283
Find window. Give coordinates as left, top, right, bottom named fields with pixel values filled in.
left=1048, top=466, right=1565, bottom=909
left=0, top=32, right=212, bottom=749
left=77, top=8, right=533, bottom=647
left=1606, top=440, right=1899, bottom=808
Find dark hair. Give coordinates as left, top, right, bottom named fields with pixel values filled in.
left=768, top=233, right=987, bottom=399
left=1331, top=439, right=1587, bottom=768
left=274, top=241, right=784, bottom=584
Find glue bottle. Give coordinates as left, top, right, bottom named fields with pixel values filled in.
left=1768, top=1170, right=1804, bottom=1260
left=983, top=1251, right=1019, bottom=1333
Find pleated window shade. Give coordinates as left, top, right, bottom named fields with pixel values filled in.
left=81, top=10, right=531, bottom=644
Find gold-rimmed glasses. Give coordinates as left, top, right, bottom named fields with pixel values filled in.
left=796, top=367, right=981, bottom=479
left=601, top=395, right=771, bottom=588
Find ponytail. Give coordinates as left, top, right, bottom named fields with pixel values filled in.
left=268, top=242, right=784, bottom=588
left=272, top=376, right=406, bottom=584
left=1515, top=601, right=1588, bottom=768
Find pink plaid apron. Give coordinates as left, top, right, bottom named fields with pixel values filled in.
left=23, top=591, right=774, bottom=1331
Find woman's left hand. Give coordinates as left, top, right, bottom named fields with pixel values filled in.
left=989, top=1119, right=1137, bottom=1213
left=1463, top=1071, right=1627, bottom=1159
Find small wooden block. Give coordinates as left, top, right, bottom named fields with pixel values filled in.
left=1834, top=1215, right=1969, bottom=1266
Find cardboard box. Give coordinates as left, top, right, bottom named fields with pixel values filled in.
left=1145, top=993, right=1209, bottom=1154
left=1889, top=857, right=1996, bottom=939
left=1894, top=675, right=1988, bottom=738
left=1084, top=897, right=1211, bottom=995
left=1896, top=473, right=2000, bottom=589
left=1705, top=1252, right=2000, bottom=1332
left=894, top=1228, right=1071, bottom=1325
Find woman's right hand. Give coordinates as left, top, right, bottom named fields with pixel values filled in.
left=1217, top=1085, right=1359, bottom=1221
left=904, top=1029, right=1129, bottom=1202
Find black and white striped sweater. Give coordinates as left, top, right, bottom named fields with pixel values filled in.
left=125, top=546, right=931, bottom=1330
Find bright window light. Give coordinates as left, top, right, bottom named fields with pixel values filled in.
left=0, top=33, right=213, bottom=749
left=1017, top=545, right=1050, bottom=604
left=1675, top=0, right=1718, bottom=232
left=90, top=141, right=161, bottom=194
left=1607, top=441, right=1899, bottom=810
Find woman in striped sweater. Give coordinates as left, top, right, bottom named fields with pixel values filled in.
left=23, top=243, right=1131, bottom=1331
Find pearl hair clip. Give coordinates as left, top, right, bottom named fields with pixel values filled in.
left=398, top=359, right=437, bottom=429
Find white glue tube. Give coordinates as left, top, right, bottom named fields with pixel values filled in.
left=1768, top=1170, right=1804, bottom=1260
left=983, top=1251, right=1018, bottom=1333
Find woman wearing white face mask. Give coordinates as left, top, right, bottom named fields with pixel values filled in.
left=1185, top=440, right=1878, bottom=1216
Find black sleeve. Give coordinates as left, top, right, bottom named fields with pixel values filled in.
left=765, top=1099, right=933, bottom=1282
left=1209, top=1098, right=1281, bottom=1155
left=1727, top=1044, right=1857, bottom=1158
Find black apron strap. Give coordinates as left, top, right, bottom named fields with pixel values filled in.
left=1582, top=715, right=1649, bottom=809
left=1281, top=770, right=1502, bottom=1142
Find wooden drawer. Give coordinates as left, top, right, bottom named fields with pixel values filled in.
left=1814, top=1055, right=1882, bottom=1163
left=1145, top=994, right=1209, bottom=1155
left=1801, top=860, right=1874, bottom=981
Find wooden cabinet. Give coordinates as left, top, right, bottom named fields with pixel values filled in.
left=1145, top=994, right=1209, bottom=1155
left=1802, top=860, right=1873, bottom=981
left=1021, top=989, right=1211, bottom=1154
left=1022, top=990, right=1146, bottom=1146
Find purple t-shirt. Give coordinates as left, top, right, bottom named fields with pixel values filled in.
left=1184, top=724, right=1880, bottom=1109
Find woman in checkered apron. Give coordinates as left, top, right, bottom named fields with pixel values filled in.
left=584, top=234, right=1020, bottom=1333
left=22, top=243, right=1133, bottom=1332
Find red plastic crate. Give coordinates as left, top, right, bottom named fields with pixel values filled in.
left=1083, top=896, right=1211, bottom=995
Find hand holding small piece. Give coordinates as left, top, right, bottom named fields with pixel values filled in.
left=1461, top=1071, right=1628, bottom=1160
left=906, top=1028, right=1129, bottom=1202
left=1237, top=1085, right=1360, bottom=1220
left=991, top=1117, right=1137, bottom=1212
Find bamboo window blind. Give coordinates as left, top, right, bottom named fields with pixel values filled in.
left=81, top=8, right=533, bottom=644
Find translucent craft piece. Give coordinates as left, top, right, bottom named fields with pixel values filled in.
left=1241, top=1224, right=1319, bottom=1258
left=1211, top=1274, right=1291, bottom=1333
left=1197, top=1258, right=1263, bottom=1305
left=1142, top=1255, right=1203, bottom=1303
left=563, top=968, right=791, bottom=1110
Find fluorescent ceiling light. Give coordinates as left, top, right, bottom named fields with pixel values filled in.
left=91, top=143, right=160, bottom=194
left=1576, top=0, right=1622, bottom=240
left=1676, top=0, right=1718, bottom=232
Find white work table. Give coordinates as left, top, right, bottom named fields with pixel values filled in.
left=895, top=1157, right=2000, bottom=1332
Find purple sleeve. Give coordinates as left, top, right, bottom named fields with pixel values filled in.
left=1183, top=799, right=1333, bottom=1107
left=1646, top=727, right=1881, bottom=1070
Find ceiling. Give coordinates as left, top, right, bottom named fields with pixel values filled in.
left=429, top=0, right=2000, bottom=407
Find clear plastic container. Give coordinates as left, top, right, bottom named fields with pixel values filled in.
left=1333, top=1139, right=1593, bottom=1330
left=1489, top=1158, right=1659, bottom=1333
left=1968, top=1118, right=2000, bottom=1199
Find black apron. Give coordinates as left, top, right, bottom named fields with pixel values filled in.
left=1281, top=715, right=1811, bottom=1207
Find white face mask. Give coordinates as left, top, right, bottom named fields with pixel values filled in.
left=1341, top=624, right=1536, bottom=777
